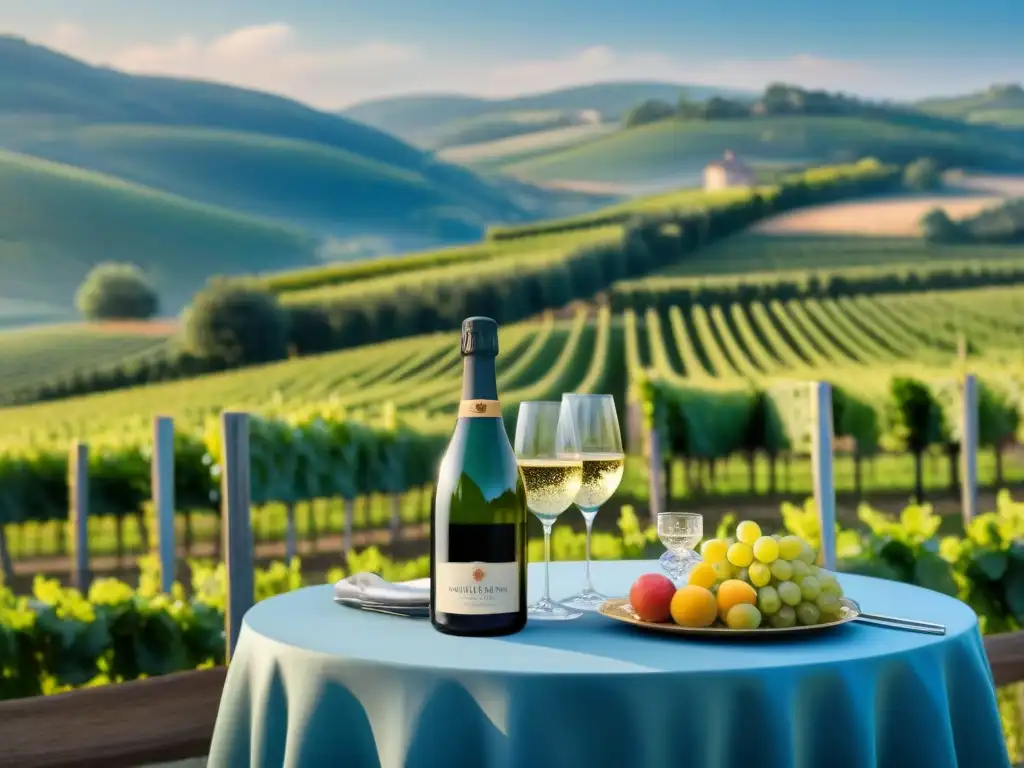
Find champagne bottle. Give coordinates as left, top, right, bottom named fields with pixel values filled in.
left=430, top=317, right=528, bottom=636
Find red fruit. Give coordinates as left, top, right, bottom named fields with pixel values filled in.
left=629, top=573, right=676, bottom=623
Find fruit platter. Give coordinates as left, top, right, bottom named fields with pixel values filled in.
left=600, top=519, right=856, bottom=636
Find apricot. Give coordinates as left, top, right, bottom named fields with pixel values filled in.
left=670, top=586, right=718, bottom=628
left=716, top=579, right=757, bottom=620
left=628, top=573, right=676, bottom=622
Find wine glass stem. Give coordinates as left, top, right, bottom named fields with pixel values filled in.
left=542, top=520, right=553, bottom=602
left=582, top=508, right=597, bottom=593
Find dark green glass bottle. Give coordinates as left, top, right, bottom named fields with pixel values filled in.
left=430, top=317, right=528, bottom=636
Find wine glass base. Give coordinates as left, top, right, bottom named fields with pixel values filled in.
left=660, top=550, right=701, bottom=584
left=559, top=588, right=613, bottom=612
left=528, top=597, right=583, bottom=621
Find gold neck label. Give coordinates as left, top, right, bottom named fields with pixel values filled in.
left=459, top=399, right=501, bottom=418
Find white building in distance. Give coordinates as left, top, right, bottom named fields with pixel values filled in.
left=703, top=150, right=756, bottom=191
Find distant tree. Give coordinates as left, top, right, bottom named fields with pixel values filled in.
left=184, top=283, right=289, bottom=364
left=75, top=262, right=159, bottom=321
left=624, top=99, right=676, bottom=128
left=676, top=94, right=703, bottom=120
left=904, top=158, right=943, bottom=190
left=701, top=97, right=750, bottom=119
left=919, top=208, right=963, bottom=243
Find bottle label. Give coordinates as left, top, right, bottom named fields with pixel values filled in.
left=458, top=399, right=501, bottom=418
left=434, top=562, right=519, bottom=614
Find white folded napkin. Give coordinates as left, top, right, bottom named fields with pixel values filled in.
left=333, top=572, right=430, bottom=606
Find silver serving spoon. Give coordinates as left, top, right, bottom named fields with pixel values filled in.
left=844, top=599, right=946, bottom=635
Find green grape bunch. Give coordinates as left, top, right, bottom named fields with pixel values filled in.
left=697, top=519, right=847, bottom=630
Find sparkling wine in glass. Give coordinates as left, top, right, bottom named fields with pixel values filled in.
left=559, top=394, right=625, bottom=612
left=515, top=401, right=584, bottom=620
left=657, top=512, right=703, bottom=583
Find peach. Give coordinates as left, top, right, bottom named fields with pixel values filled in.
left=629, top=573, right=676, bottom=622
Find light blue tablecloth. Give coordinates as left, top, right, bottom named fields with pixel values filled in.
left=208, top=560, right=1009, bottom=768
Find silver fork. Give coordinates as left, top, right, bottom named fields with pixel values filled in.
left=845, top=599, right=946, bottom=635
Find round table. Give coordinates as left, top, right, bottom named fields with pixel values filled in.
left=208, top=560, right=1009, bottom=768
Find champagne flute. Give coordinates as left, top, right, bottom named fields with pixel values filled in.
left=515, top=401, right=584, bottom=621
left=559, top=394, right=625, bottom=612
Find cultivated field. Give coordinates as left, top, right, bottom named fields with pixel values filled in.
left=437, top=122, right=615, bottom=166
left=753, top=195, right=1004, bottom=236
left=4, top=279, right=1024, bottom=443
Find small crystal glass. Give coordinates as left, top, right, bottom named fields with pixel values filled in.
left=657, top=512, right=703, bottom=583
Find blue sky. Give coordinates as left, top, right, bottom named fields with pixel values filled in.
left=3, top=1, right=1022, bottom=108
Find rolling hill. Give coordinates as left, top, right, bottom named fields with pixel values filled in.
left=342, top=81, right=754, bottom=148
left=916, top=84, right=1024, bottom=126
left=491, top=114, right=1024, bottom=188
left=0, top=149, right=319, bottom=310
left=0, top=35, right=531, bottom=248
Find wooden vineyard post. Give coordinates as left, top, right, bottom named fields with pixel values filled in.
left=391, top=494, right=402, bottom=542
left=221, top=412, right=254, bottom=663
left=69, top=441, right=91, bottom=592
left=343, top=498, right=354, bottom=560
left=647, top=424, right=664, bottom=526
left=961, top=374, right=979, bottom=527
left=285, top=503, right=297, bottom=562
left=810, top=383, right=837, bottom=571
left=0, top=520, right=13, bottom=587
left=152, top=416, right=176, bottom=594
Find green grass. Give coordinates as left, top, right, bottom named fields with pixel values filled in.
left=496, top=115, right=1024, bottom=184
left=0, top=149, right=319, bottom=310
left=0, top=323, right=172, bottom=400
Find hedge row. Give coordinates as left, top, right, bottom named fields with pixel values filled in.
left=612, top=261, right=1024, bottom=313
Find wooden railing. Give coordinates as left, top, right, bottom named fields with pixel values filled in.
left=0, top=667, right=226, bottom=768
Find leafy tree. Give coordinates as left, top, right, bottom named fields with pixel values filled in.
left=886, top=377, right=946, bottom=502
left=904, top=157, right=942, bottom=190
left=75, top=263, right=159, bottom=321
left=624, top=99, right=676, bottom=128
left=919, top=208, right=963, bottom=243
left=184, top=283, right=289, bottom=364
left=701, top=96, right=750, bottom=119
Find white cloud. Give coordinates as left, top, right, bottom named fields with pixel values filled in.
left=29, top=24, right=991, bottom=107
left=42, top=21, right=84, bottom=50
left=99, top=23, right=419, bottom=107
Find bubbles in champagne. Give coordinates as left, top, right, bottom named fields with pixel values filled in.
left=574, top=453, right=625, bottom=509
left=518, top=458, right=583, bottom=518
